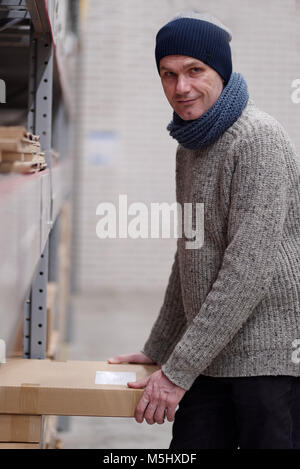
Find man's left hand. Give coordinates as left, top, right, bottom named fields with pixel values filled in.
left=127, top=369, right=186, bottom=424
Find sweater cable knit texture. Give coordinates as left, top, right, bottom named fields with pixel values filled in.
left=141, top=98, right=300, bottom=391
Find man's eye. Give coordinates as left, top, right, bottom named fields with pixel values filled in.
left=164, top=71, right=174, bottom=77
left=191, top=67, right=201, bottom=73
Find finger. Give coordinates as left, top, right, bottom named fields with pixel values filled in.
left=165, top=400, right=178, bottom=422
left=108, top=353, right=151, bottom=364
left=135, top=384, right=152, bottom=423
left=107, top=354, right=132, bottom=363
left=144, top=382, right=160, bottom=425
left=153, top=386, right=166, bottom=425
left=127, top=377, right=149, bottom=388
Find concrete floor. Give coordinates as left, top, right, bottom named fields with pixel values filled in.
left=58, top=289, right=174, bottom=449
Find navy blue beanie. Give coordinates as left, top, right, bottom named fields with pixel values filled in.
left=155, top=17, right=232, bottom=84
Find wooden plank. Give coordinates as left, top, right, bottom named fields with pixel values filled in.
left=0, top=139, right=40, bottom=154
left=0, top=160, right=47, bottom=174
left=47, top=330, right=59, bottom=360
left=46, top=282, right=58, bottom=352
left=57, top=201, right=71, bottom=346
left=1, top=152, right=45, bottom=163
left=0, top=126, right=39, bottom=141
left=40, top=415, right=58, bottom=449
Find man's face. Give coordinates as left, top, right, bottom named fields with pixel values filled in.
left=159, top=55, right=224, bottom=120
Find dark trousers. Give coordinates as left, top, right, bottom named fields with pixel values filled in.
left=169, top=374, right=300, bottom=449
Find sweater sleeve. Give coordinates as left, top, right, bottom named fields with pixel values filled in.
left=161, top=129, right=291, bottom=390
left=140, top=248, right=188, bottom=365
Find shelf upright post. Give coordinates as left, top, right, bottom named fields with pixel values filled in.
left=23, top=239, right=49, bottom=359
left=48, top=214, right=60, bottom=282
left=23, top=18, right=54, bottom=359
left=23, top=286, right=32, bottom=359
left=34, top=31, right=53, bottom=168
left=31, top=239, right=49, bottom=359
left=27, top=23, right=36, bottom=134
left=27, top=22, right=54, bottom=221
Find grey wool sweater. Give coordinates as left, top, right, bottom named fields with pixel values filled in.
left=141, top=98, right=300, bottom=391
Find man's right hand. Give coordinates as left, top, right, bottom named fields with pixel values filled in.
left=107, top=352, right=160, bottom=366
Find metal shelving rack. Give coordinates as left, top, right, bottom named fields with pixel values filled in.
left=0, top=0, right=77, bottom=360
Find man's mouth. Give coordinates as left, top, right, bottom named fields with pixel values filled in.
left=176, top=97, right=198, bottom=103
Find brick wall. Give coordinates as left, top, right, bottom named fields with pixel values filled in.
left=71, top=0, right=300, bottom=292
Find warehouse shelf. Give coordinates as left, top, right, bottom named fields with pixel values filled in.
left=0, top=0, right=78, bottom=443
left=0, top=160, right=71, bottom=352
left=26, top=0, right=77, bottom=117
left=0, top=0, right=78, bottom=359
left=0, top=0, right=29, bottom=19
left=0, top=0, right=77, bottom=118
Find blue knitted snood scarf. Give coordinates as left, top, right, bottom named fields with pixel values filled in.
left=167, top=72, right=249, bottom=150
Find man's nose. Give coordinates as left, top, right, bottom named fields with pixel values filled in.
left=175, top=75, right=192, bottom=94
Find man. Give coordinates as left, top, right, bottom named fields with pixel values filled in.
left=108, top=11, right=300, bottom=449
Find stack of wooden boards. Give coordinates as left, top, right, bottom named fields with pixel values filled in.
left=0, top=126, right=47, bottom=174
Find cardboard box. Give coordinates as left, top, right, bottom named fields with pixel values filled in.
left=0, top=415, right=42, bottom=442
left=0, top=359, right=159, bottom=417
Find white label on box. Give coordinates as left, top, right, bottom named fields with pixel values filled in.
left=95, top=371, right=137, bottom=385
